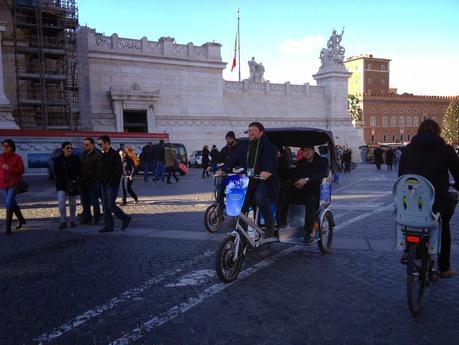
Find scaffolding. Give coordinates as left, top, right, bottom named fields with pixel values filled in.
left=12, top=0, right=79, bottom=129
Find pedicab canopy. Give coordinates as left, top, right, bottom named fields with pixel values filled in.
left=265, top=127, right=339, bottom=173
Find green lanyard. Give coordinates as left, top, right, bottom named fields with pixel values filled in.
left=247, top=138, right=261, bottom=169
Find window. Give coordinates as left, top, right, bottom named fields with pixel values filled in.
left=391, top=116, right=397, bottom=127
left=371, top=107, right=376, bottom=113
left=406, top=116, right=412, bottom=127
left=383, top=108, right=387, bottom=113
left=400, top=108, right=404, bottom=113
left=392, top=134, right=396, bottom=142
left=371, top=134, right=375, bottom=143
left=381, top=79, right=385, bottom=85
left=407, top=134, right=411, bottom=141
left=414, top=108, right=418, bottom=113
left=407, top=108, right=411, bottom=113
left=382, top=116, right=388, bottom=127
left=392, top=108, right=396, bottom=113
left=423, top=114, right=428, bottom=120
left=370, top=116, right=376, bottom=127
left=433, top=107, right=436, bottom=113
left=400, top=134, right=404, bottom=142
left=399, top=116, right=405, bottom=127
left=381, top=90, right=385, bottom=96
left=368, top=78, right=372, bottom=84
left=413, top=117, right=419, bottom=127
left=368, top=63, right=372, bottom=69
left=123, top=110, right=147, bottom=132
left=381, top=64, right=385, bottom=70
left=383, top=134, right=387, bottom=142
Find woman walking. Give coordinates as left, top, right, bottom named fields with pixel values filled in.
left=201, top=145, right=210, bottom=178
left=0, top=139, right=26, bottom=234
left=119, top=149, right=138, bottom=205
left=165, top=143, right=179, bottom=184
left=54, top=142, right=81, bottom=229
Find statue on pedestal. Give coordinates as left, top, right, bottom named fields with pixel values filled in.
left=320, top=28, right=346, bottom=67
left=246, top=57, right=265, bottom=83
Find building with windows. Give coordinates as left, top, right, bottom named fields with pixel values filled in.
left=345, top=55, right=458, bottom=145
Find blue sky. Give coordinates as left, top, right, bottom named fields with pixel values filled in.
left=78, top=0, right=459, bottom=96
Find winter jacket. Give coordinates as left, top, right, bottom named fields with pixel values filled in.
left=292, top=153, right=330, bottom=202
left=121, top=156, right=135, bottom=177
left=54, top=154, right=81, bottom=191
left=80, top=149, right=101, bottom=185
left=165, top=147, right=177, bottom=168
left=210, top=148, right=219, bottom=163
left=99, top=147, right=123, bottom=186
left=201, top=148, right=210, bottom=168
left=140, top=144, right=155, bottom=162
left=399, top=132, right=459, bottom=213
left=0, top=152, right=24, bottom=189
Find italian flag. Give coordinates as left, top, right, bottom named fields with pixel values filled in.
left=231, top=28, right=238, bottom=72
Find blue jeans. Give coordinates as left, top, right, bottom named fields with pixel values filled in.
left=154, top=160, right=165, bottom=181
left=1, top=187, right=17, bottom=209
left=100, top=183, right=128, bottom=230
left=57, top=190, right=77, bottom=223
left=80, top=181, right=101, bottom=221
left=143, top=161, right=155, bottom=180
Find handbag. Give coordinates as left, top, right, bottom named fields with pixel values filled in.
left=14, top=178, right=29, bottom=194
left=178, top=162, right=189, bottom=174
left=66, top=179, right=80, bottom=196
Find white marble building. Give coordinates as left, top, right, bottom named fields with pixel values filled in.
left=76, top=26, right=364, bottom=156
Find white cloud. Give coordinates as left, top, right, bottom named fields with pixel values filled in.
left=278, top=35, right=325, bottom=57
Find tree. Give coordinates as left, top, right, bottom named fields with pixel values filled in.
left=348, top=95, right=362, bottom=122
left=441, top=100, right=459, bottom=145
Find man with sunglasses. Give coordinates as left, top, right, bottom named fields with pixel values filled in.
left=97, top=135, right=131, bottom=232
left=80, top=137, right=101, bottom=225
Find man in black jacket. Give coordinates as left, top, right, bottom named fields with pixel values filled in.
left=153, top=140, right=165, bottom=182
left=97, top=135, right=131, bottom=232
left=140, top=142, right=155, bottom=182
left=291, top=146, right=329, bottom=243
left=219, top=122, right=278, bottom=237
left=80, top=137, right=101, bottom=224
left=399, top=119, right=459, bottom=278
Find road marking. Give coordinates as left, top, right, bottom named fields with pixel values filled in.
left=165, top=269, right=215, bottom=287
left=33, top=250, right=215, bottom=344
left=109, top=202, right=395, bottom=345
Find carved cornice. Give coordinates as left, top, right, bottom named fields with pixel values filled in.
left=108, top=83, right=160, bottom=102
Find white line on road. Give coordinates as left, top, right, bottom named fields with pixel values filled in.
left=33, top=250, right=215, bottom=344
left=109, top=202, right=394, bottom=345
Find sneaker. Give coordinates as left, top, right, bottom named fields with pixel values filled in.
left=303, top=233, right=314, bottom=244
left=134, top=199, right=139, bottom=205
left=59, top=222, right=67, bottom=230
left=440, top=267, right=457, bottom=279
left=70, top=221, right=77, bottom=228
left=121, top=216, right=131, bottom=230
left=99, top=227, right=113, bottom=233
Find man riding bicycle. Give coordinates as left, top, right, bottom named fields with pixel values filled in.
left=216, top=122, right=279, bottom=238
left=398, top=119, right=459, bottom=278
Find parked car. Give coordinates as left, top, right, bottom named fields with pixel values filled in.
left=189, top=150, right=203, bottom=167
left=47, top=147, right=83, bottom=179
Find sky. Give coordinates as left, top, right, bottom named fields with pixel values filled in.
left=78, top=0, right=459, bottom=96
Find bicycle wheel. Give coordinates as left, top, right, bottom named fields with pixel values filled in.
left=318, top=210, right=334, bottom=254
left=406, top=243, right=428, bottom=317
left=216, top=235, right=245, bottom=283
left=204, top=204, right=224, bottom=233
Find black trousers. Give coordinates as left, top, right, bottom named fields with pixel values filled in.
left=303, top=194, right=319, bottom=234
left=121, top=177, right=138, bottom=202
left=166, top=167, right=179, bottom=182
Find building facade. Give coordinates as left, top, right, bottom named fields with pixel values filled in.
left=345, top=55, right=458, bottom=145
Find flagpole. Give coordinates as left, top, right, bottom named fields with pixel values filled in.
left=237, top=8, right=241, bottom=82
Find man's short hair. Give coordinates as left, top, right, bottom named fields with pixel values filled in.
left=97, top=135, right=111, bottom=144
left=2, top=139, right=16, bottom=152
left=84, top=137, right=95, bottom=144
left=248, top=121, right=265, bottom=132
left=61, top=141, right=72, bottom=149
left=301, top=145, right=315, bottom=150
left=225, top=131, right=236, bottom=139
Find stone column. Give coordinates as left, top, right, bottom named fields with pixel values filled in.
left=147, top=105, right=156, bottom=133
left=0, top=21, right=18, bottom=129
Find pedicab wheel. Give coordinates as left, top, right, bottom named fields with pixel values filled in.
left=216, top=236, right=245, bottom=283
left=406, top=243, right=427, bottom=317
left=204, top=204, right=224, bottom=233
left=318, top=211, right=334, bottom=254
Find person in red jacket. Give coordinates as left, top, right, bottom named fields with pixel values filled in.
left=0, top=139, right=26, bottom=234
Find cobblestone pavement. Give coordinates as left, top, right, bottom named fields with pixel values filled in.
left=1, top=165, right=458, bottom=345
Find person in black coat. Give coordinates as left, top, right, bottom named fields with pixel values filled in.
left=220, top=122, right=279, bottom=237
left=290, top=146, right=330, bottom=243
left=140, top=142, right=155, bottom=181
left=201, top=145, right=210, bottom=178
left=374, top=147, right=383, bottom=170
left=97, top=135, right=131, bottom=233
left=119, top=149, right=138, bottom=205
left=399, top=119, right=459, bottom=278
left=54, top=141, right=81, bottom=229
left=210, top=145, right=219, bottom=172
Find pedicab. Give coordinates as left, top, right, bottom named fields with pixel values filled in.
left=215, top=128, right=339, bottom=283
